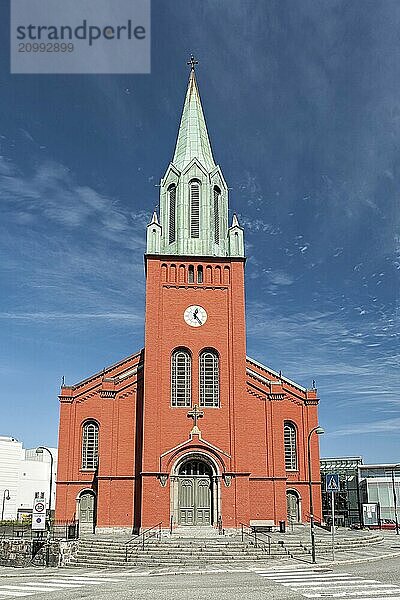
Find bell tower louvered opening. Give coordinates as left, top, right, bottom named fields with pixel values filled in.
left=168, top=184, right=176, bottom=244
left=213, top=186, right=220, bottom=245
left=190, top=180, right=200, bottom=238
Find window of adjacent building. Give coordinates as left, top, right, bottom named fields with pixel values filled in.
left=213, top=186, right=220, bottom=244
left=82, top=421, right=99, bottom=470
left=190, top=180, right=200, bottom=238
left=199, top=349, right=219, bottom=407
left=188, top=265, right=194, bottom=283
left=168, top=184, right=176, bottom=244
left=197, top=266, right=203, bottom=283
left=171, top=348, right=191, bottom=407
left=284, top=422, right=297, bottom=470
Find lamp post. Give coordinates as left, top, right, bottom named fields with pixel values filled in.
left=35, top=447, right=54, bottom=525
left=1, top=489, right=11, bottom=521
left=391, top=464, right=400, bottom=535
left=308, top=426, right=325, bottom=564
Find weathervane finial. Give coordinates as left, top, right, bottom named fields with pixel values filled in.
left=187, top=54, right=198, bottom=71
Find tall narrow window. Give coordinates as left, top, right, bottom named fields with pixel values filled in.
left=188, top=265, right=194, bottom=283
left=168, top=184, right=176, bottom=244
left=197, top=266, right=203, bottom=283
left=190, top=180, right=200, bottom=238
left=199, top=349, right=219, bottom=407
left=171, top=349, right=191, bottom=407
left=213, top=186, right=220, bottom=244
left=284, top=422, right=297, bottom=470
left=82, top=421, right=99, bottom=469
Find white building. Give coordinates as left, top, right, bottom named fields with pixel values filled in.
left=0, top=436, right=57, bottom=521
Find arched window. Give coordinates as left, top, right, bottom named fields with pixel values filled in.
left=168, top=184, right=176, bottom=244
left=284, top=422, right=297, bottom=470
left=190, top=180, right=200, bottom=238
left=82, top=421, right=99, bottom=470
left=199, top=349, right=219, bottom=407
left=188, top=265, right=194, bottom=283
left=213, top=186, right=220, bottom=244
left=197, top=266, right=203, bottom=283
left=171, top=348, right=191, bottom=407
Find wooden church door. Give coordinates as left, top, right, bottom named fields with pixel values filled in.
left=79, top=492, right=95, bottom=525
left=286, top=490, right=300, bottom=523
left=178, top=460, right=212, bottom=526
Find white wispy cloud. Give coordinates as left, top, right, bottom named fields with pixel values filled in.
left=328, top=417, right=400, bottom=437
left=0, top=159, right=148, bottom=250
left=0, top=312, right=141, bottom=322
left=0, top=156, right=148, bottom=332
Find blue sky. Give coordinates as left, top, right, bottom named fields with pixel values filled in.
left=0, top=1, right=398, bottom=462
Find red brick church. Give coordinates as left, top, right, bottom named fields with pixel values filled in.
left=56, top=62, right=322, bottom=533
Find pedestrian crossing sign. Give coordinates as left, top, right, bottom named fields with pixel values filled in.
left=325, top=473, right=340, bottom=492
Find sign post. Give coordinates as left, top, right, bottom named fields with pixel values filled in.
left=326, top=474, right=340, bottom=561
left=32, top=492, right=46, bottom=532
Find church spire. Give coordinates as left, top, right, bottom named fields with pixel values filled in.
left=146, top=57, right=245, bottom=259
left=172, top=56, right=216, bottom=172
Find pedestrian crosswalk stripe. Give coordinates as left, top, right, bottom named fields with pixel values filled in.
left=54, top=578, right=105, bottom=585
left=304, top=591, right=400, bottom=598
left=22, top=582, right=83, bottom=588
left=302, top=585, right=399, bottom=590
left=0, top=572, right=126, bottom=598
left=253, top=568, right=329, bottom=573
left=0, top=592, right=35, bottom=597
left=266, top=578, right=370, bottom=584
left=259, top=573, right=353, bottom=581
left=254, top=567, right=400, bottom=599
left=281, top=580, right=379, bottom=587
left=41, top=579, right=85, bottom=585
left=0, top=587, right=60, bottom=593
left=305, top=598, right=400, bottom=600
left=66, top=577, right=123, bottom=582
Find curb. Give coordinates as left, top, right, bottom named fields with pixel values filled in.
left=1, top=549, right=400, bottom=577
left=317, top=549, right=400, bottom=567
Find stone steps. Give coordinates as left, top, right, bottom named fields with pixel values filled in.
left=68, top=531, right=384, bottom=568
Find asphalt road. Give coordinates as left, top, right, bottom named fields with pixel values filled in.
left=0, top=557, right=400, bottom=600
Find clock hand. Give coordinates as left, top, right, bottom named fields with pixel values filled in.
left=194, top=314, right=202, bottom=324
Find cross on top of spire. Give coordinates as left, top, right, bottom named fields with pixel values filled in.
left=187, top=54, right=198, bottom=71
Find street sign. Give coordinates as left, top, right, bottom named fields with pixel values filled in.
left=325, top=473, right=340, bottom=493
left=32, top=492, right=46, bottom=531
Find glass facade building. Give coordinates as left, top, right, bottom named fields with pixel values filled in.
left=359, top=465, right=400, bottom=523
left=320, top=457, right=363, bottom=526
left=321, top=459, right=400, bottom=527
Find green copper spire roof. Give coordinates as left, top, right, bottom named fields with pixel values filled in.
left=146, top=58, right=245, bottom=258
left=172, top=66, right=216, bottom=172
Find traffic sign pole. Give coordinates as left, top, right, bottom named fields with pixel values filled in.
left=331, top=490, right=335, bottom=561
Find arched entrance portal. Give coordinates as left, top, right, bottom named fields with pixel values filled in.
left=78, top=490, right=96, bottom=532
left=171, top=455, right=220, bottom=527
left=178, top=460, right=212, bottom=526
left=286, top=490, right=301, bottom=524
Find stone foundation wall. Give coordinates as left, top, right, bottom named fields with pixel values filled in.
left=59, top=540, right=79, bottom=567
left=0, top=539, right=60, bottom=567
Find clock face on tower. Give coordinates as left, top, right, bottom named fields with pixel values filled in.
left=184, top=305, right=207, bottom=327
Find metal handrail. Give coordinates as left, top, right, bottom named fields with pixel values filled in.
left=124, top=522, right=162, bottom=562
left=218, top=515, right=224, bottom=535
left=239, top=522, right=272, bottom=555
